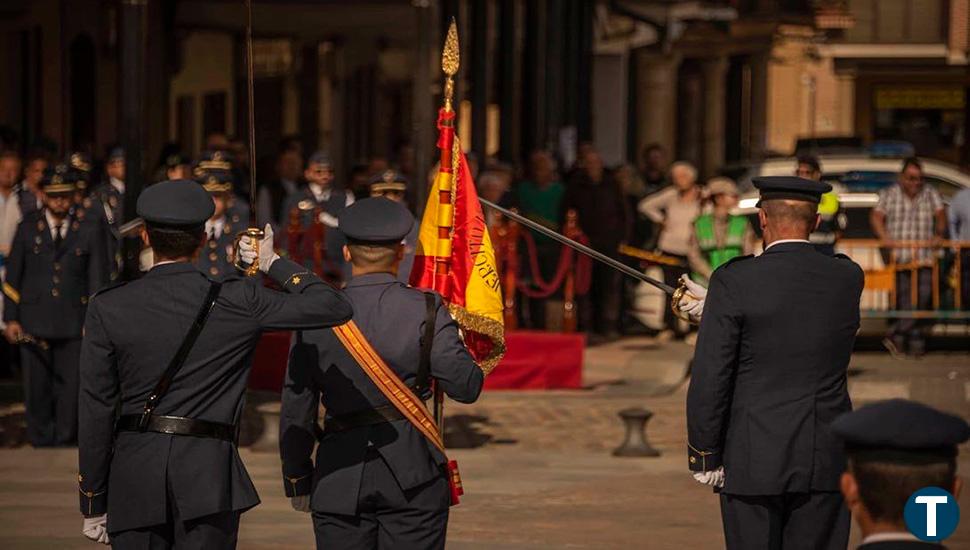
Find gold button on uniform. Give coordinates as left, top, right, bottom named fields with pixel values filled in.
left=689, top=456, right=697, bottom=464
left=209, top=253, right=218, bottom=262
left=209, top=267, right=220, bottom=276
left=51, top=288, right=60, bottom=297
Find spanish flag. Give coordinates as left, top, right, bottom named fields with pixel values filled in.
left=409, top=108, right=505, bottom=373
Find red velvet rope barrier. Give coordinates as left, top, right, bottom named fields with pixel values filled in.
left=515, top=230, right=592, bottom=298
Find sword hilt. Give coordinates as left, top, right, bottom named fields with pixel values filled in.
left=670, top=281, right=700, bottom=325
left=233, top=227, right=265, bottom=277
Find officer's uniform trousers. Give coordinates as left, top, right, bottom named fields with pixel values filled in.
left=719, top=492, right=850, bottom=550
left=110, top=478, right=240, bottom=550
left=310, top=448, right=450, bottom=550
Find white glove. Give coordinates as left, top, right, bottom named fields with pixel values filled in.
left=82, top=514, right=110, bottom=545
left=692, top=466, right=725, bottom=488
left=678, top=275, right=708, bottom=322
left=319, top=212, right=340, bottom=229
left=239, top=223, right=279, bottom=273
left=291, top=495, right=311, bottom=513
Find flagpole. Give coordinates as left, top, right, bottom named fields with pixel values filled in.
left=431, top=19, right=461, bottom=436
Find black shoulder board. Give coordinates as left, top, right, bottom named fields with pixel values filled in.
left=722, top=254, right=754, bottom=268
left=92, top=280, right=128, bottom=298
left=833, top=253, right=852, bottom=261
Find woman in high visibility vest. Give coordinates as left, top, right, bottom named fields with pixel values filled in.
left=688, top=177, right=757, bottom=282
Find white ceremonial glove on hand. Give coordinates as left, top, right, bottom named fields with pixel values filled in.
left=319, top=212, right=340, bottom=229
left=239, top=224, right=280, bottom=273
left=82, top=514, right=110, bottom=545
left=291, top=495, right=311, bottom=513
left=678, top=275, right=708, bottom=323
left=692, top=466, right=725, bottom=488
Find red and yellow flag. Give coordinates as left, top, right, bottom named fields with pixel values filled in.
left=409, top=108, right=505, bottom=373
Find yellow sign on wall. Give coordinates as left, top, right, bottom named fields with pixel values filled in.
left=875, top=87, right=966, bottom=110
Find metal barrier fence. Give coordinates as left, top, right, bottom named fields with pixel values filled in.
left=837, top=239, right=970, bottom=320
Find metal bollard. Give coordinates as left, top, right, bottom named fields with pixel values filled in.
left=612, top=407, right=661, bottom=457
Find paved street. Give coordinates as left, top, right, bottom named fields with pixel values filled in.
left=0, top=339, right=968, bottom=548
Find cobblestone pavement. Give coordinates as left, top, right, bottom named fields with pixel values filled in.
left=0, top=339, right=967, bottom=549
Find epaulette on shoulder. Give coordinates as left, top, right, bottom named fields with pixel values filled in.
left=721, top=254, right=754, bottom=269
left=92, top=280, right=128, bottom=299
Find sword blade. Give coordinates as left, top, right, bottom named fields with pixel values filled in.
left=245, top=0, right=258, bottom=225
left=479, top=198, right=676, bottom=295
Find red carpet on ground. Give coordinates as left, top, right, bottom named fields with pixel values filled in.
left=484, top=331, right=584, bottom=390
left=248, top=330, right=585, bottom=393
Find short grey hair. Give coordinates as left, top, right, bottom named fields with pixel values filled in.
left=669, top=161, right=697, bottom=182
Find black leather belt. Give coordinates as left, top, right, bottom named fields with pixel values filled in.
left=324, top=404, right=405, bottom=433
left=116, top=414, right=236, bottom=442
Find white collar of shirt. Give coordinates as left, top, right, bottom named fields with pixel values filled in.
left=110, top=177, right=125, bottom=194
left=205, top=217, right=226, bottom=239
left=151, top=260, right=180, bottom=268
left=308, top=183, right=331, bottom=203
left=860, top=532, right=920, bottom=544
left=45, top=211, right=68, bottom=239
left=765, top=238, right=810, bottom=250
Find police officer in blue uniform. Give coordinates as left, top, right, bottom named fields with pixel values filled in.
left=368, top=170, right=418, bottom=282
left=832, top=399, right=969, bottom=550
left=685, top=176, right=865, bottom=549
left=280, top=151, right=354, bottom=280
left=2, top=165, right=107, bottom=446
left=77, top=179, right=354, bottom=548
left=279, top=197, right=484, bottom=550
left=195, top=170, right=239, bottom=280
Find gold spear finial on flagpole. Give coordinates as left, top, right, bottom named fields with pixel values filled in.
left=441, top=18, right=459, bottom=112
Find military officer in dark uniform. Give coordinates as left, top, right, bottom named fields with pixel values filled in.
left=77, top=179, right=353, bottom=548
left=2, top=165, right=107, bottom=446
left=685, top=176, right=865, bottom=549
left=195, top=170, right=239, bottom=280
left=67, top=152, right=94, bottom=219
left=280, top=151, right=354, bottom=280
left=279, top=197, right=484, bottom=550
left=368, top=170, right=418, bottom=282
left=832, top=399, right=969, bottom=550
left=164, top=152, right=193, bottom=181
left=196, top=150, right=249, bottom=229
left=89, top=146, right=126, bottom=281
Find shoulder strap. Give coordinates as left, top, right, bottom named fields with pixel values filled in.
left=332, top=321, right=446, bottom=452
left=412, top=292, right=437, bottom=398
left=138, top=281, right=223, bottom=430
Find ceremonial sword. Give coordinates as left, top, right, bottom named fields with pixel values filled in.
left=479, top=198, right=677, bottom=295
left=231, top=0, right=265, bottom=276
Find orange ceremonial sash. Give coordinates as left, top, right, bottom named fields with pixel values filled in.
left=332, top=321, right=463, bottom=504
